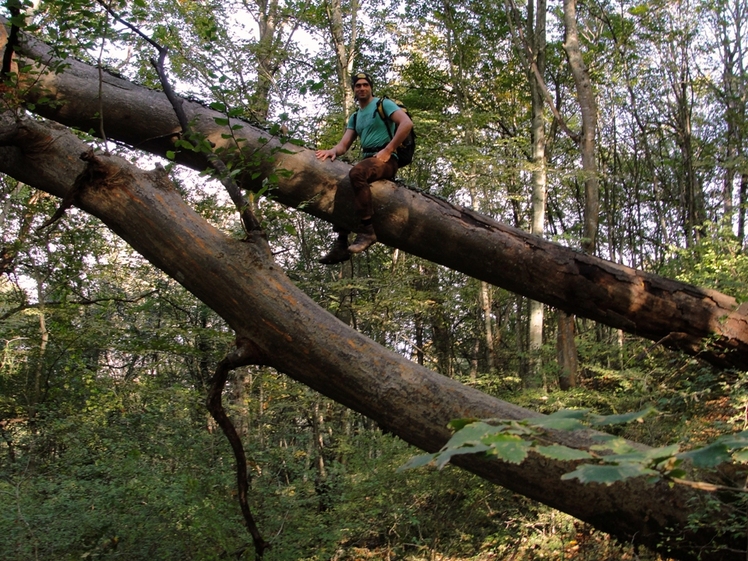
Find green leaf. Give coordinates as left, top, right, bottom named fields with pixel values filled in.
left=176, top=139, right=195, bottom=151
left=678, top=442, right=731, bottom=468
left=536, top=445, right=594, bottom=461
left=398, top=453, right=437, bottom=471
left=715, top=430, right=748, bottom=449
left=602, top=444, right=680, bottom=465
left=732, top=449, right=748, bottom=463
left=590, top=435, right=638, bottom=454
left=213, top=117, right=229, bottom=126
left=484, top=434, right=532, bottom=464
left=561, top=463, right=659, bottom=485
left=435, top=444, right=491, bottom=469
left=165, top=151, right=176, bottom=160
left=547, top=409, right=590, bottom=419
left=529, top=417, right=587, bottom=431
left=447, top=418, right=480, bottom=431
left=589, top=407, right=655, bottom=426
left=442, top=421, right=503, bottom=449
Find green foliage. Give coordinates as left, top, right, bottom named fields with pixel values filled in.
left=659, top=222, right=748, bottom=301
left=401, top=407, right=748, bottom=490
left=0, top=383, right=241, bottom=561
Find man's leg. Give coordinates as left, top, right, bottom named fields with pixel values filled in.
left=318, top=227, right=351, bottom=265
left=348, top=157, right=398, bottom=253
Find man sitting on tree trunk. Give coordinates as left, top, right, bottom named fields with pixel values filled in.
left=315, top=72, right=414, bottom=264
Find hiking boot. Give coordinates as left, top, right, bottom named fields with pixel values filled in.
left=348, top=224, right=377, bottom=254
left=318, top=236, right=351, bottom=265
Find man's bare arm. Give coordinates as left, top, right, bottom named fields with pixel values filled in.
left=316, top=128, right=357, bottom=161
left=375, top=109, right=413, bottom=162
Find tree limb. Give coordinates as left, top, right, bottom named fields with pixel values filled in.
left=207, top=339, right=270, bottom=559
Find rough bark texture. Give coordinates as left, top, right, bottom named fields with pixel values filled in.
left=1, top=110, right=744, bottom=561
left=6, top=20, right=748, bottom=369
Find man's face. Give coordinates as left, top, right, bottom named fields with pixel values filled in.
left=354, top=79, right=372, bottom=101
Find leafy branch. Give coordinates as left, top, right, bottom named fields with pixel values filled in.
left=401, top=408, right=748, bottom=490
left=95, top=0, right=262, bottom=233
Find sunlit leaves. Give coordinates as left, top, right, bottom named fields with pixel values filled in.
left=561, top=463, right=659, bottom=485
left=402, top=408, right=748, bottom=489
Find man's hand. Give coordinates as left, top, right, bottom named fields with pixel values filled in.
left=316, top=148, right=337, bottom=161
left=375, top=148, right=394, bottom=162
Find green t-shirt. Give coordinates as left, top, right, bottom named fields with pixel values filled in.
left=347, top=97, right=400, bottom=158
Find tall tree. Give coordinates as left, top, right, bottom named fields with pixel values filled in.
left=563, top=0, right=600, bottom=256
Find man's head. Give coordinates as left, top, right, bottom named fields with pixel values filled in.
left=351, top=72, right=374, bottom=91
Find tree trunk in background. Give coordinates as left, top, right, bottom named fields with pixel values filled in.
left=563, top=0, right=599, bottom=256
left=562, top=0, right=599, bottom=388
left=480, top=281, right=497, bottom=374
left=661, top=20, right=704, bottom=246
left=527, top=0, right=548, bottom=387
left=740, top=173, right=748, bottom=246
left=714, top=0, right=748, bottom=227
left=246, top=0, right=301, bottom=122
left=326, top=0, right=358, bottom=115
left=3, top=111, right=745, bottom=561
left=30, top=280, right=47, bottom=423
left=312, top=399, right=329, bottom=511
left=557, top=311, right=578, bottom=390
left=7, top=22, right=748, bottom=369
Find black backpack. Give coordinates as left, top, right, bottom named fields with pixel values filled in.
left=353, top=97, right=417, bottom=166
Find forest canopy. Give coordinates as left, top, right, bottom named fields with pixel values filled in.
left=3, top=0, right=748, bottom=560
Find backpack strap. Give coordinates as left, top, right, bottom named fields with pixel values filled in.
left=375, top=97, right=395, bottom=140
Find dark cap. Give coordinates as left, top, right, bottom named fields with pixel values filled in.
left=351, top=72, right=373, bottom=90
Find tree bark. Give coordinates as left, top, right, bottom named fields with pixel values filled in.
left=325, top=0, right=358, bottom=114
left=6, top=22, right=748, bottom=369
left=528, top=0, right=548, bottom=384
left=562, top=0, right=599, bottom=255
left=557, top=311, right=578, bottom=390
left=1, top=110, right=744, bottom=561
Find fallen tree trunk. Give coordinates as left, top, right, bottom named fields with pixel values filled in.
left=1, top=110, right=743, bottom=561
left=5, top=19, right=748, bottom=369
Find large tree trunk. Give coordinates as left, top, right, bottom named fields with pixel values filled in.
left=1, top=110, right=744, bottom=561
left=6, top=22, right=748, bottom=370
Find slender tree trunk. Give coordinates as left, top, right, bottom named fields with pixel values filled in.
left=527, top=0, right=548, bottom=385
left=557, top=311, right=578, bottom=390
left=480, top=281, right=497, bottom=373
left=740, top=173, right=748, bottom=246
left=563, top=0, right=599, bottom=255
left=30, top=282, right=47, bottom=423
left=561, top=0, right=599, bottom=388
left=326, top=0, right=358, bottom=114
